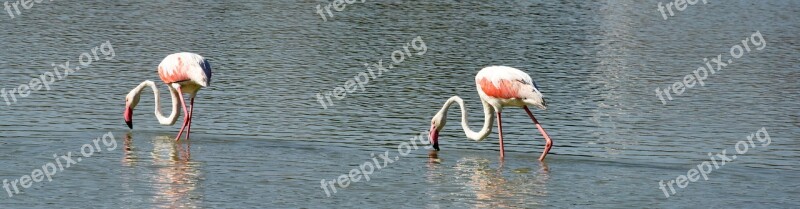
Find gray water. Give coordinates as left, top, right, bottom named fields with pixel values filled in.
left=1, top=0, right=799, bottom=208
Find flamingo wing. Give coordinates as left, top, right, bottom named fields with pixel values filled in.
left=476, top=66, right=539, bottom=99
left=477, top=78, right=528, bottom=99
left=157, top=53, right=211, bottom=87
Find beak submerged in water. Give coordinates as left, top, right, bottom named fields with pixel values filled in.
left=429, top=125, right=440, bottom=151
left=123, top=105, right=133, bottom=129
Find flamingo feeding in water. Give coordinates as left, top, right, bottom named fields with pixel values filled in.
left=124, top=52, right=212, bottom=141
left=429, top=66, right=554, bottom=161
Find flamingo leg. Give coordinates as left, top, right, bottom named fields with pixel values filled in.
left=496, top=111, right=505, bottom=158
left=185, top=97, right=195, bottom=139
left=174, top=86, right=190, bottom=141
left=523, top=106, right=553, bottom=161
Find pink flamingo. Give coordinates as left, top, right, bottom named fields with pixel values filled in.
left=123, top=52, right=212, bottom=141
left=429, top=66, right=554, bottom=161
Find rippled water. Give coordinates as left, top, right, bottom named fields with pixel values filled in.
left=1, top=0, right=798, bottom=208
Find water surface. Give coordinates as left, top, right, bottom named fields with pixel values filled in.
left=0, top=0, right=798, bottom=208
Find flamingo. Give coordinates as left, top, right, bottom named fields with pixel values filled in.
left=429, top=66, right=554, bottom=161
left=123, top=52, right=212, bottom=141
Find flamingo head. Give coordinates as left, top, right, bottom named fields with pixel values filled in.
left=123, top=90, right=142, bottom=129
left=429, top=112, right=446, bottom=151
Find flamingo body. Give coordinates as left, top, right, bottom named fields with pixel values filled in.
left=124, top=52, right=212, bottom=141
left=157, top=52, right=212, bottom=87
left=475, top=66, right=545, bottom=110
left=429, top=66, right=553, bottom=161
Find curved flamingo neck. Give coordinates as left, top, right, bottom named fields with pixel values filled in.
left=132, top=80, right=181, bottom=125
left=440, top=96, right=495, bottom=141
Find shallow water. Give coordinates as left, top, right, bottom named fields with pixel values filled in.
left=1, top=0, right=799, bottom=208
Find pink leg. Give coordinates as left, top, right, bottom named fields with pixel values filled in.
left=523, top=106, right=553, bottom=161
left=496, top=111, right=505, bottom=158
left=174, top=86, right=190, bottom=141
left=185, top=97, right=195, bottom=139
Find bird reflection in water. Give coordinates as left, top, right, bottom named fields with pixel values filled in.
left=427, top=153, right=550, bottom=208
left=122, top=133, right=202, bottom=208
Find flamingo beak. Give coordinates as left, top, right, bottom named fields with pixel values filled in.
left=429, top=124, right=440, bottom=151
left=124, top=105, right=133, bottom=129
